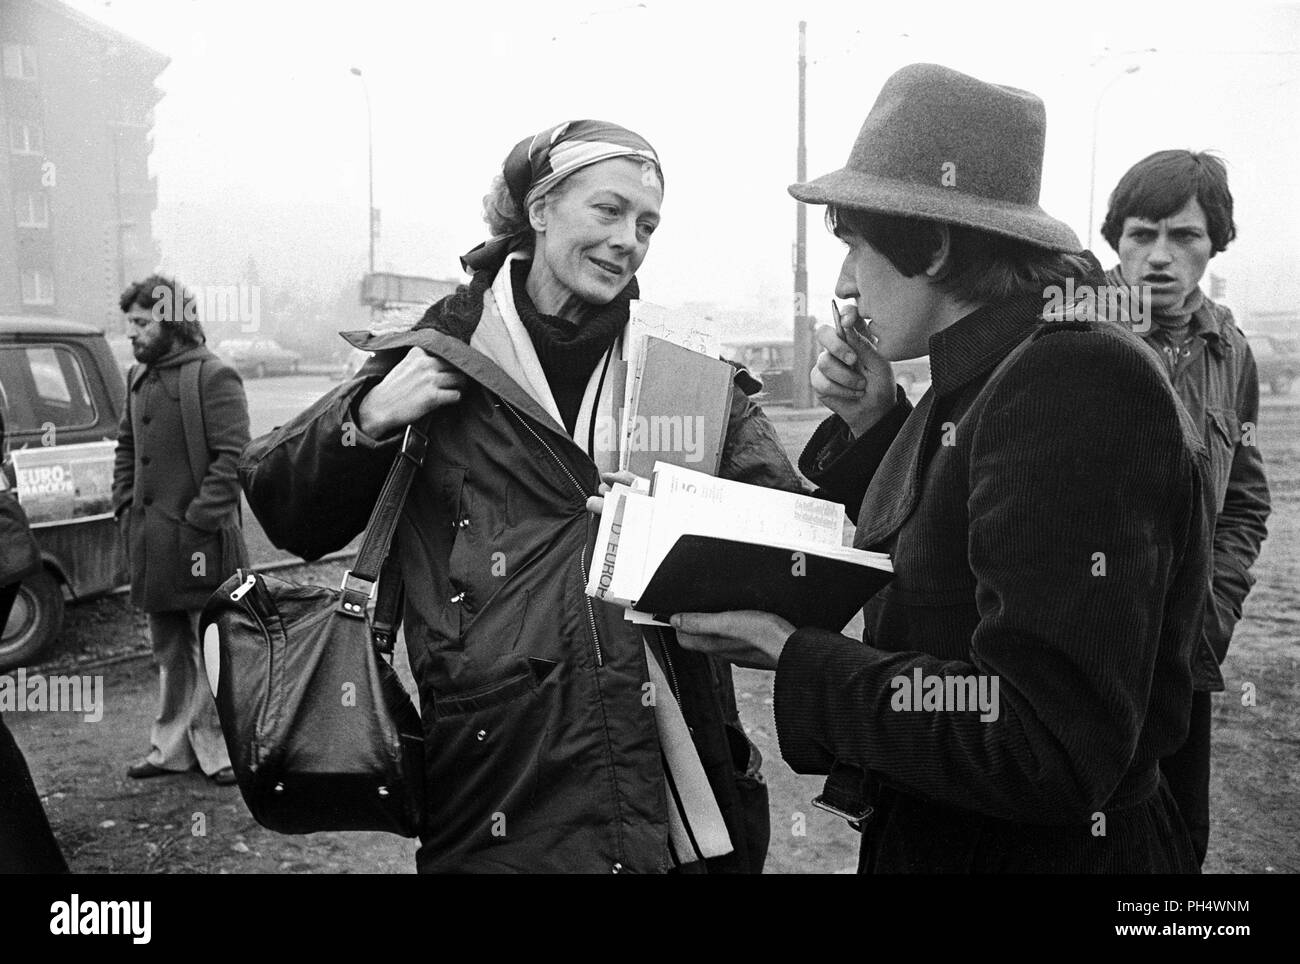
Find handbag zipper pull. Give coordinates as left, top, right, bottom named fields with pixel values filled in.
left=230, top=573, right=257, bottom=602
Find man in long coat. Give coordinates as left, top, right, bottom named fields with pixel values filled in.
left=112, top=276, right=249, bottom=784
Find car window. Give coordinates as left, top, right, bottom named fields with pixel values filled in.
left=0, top=344, right=98, bottom=434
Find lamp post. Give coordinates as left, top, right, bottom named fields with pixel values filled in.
left=792, top=20, right=811, bottom=407
left=1086, top=63, right=1142, bottom=246
left=349, top=67, right=375, bottom=278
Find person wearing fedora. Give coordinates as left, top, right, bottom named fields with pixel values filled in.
left=671, top=63, right=1213, bottom=873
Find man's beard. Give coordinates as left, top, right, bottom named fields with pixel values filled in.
left=133, top=326, right=176, bottom=365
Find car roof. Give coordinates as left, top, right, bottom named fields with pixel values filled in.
left=0, top=314, right=106, bottom=337
left=722, top=338, right=794, bottom=349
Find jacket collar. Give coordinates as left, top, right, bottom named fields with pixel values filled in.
left=1106, top=265, right=1226, bottom=359
left=926, top=293, right=1043, bottom=397
left=129, top=344, right=212, bottom=392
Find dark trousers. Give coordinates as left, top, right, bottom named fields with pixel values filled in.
left=1159, top=690, right=1212, bottom=867
left=0, top=581, right=69, bottom=873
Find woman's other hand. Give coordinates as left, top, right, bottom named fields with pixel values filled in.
left=671, top=610, right=795, bottom=671
left=357, top=347, right=468, bottom=438
left=811, top=314, right=897, bottom=437
left=585, top=470, right=644, bottom=515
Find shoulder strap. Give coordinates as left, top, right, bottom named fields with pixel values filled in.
left=179, top=358, right=208, bottom=493
left=338, top=416, right=434, bottom=653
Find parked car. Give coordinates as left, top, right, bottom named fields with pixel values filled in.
left=722, top=338, right=930, bottom=403
left=0, top=316, right=128, bottom=670
left=215, top=338, right=301, bottom=378
left=1246, top=333, right=1298, bottom=395
left=723, top=339, right=796, bottom=404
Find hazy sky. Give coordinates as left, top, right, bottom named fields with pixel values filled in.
left=68, top=0, right=1300, bottom=331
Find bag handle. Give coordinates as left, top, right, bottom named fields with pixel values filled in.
left=338, top=416, right=433, bottom=649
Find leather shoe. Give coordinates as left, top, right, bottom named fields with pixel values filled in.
left=127, top=760, right=177, bottom=779
left=209, top=766, right=238, bottom=786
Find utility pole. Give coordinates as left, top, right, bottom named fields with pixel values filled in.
left=792, top=20, right=813, bottom=408
left=351, top=67, right=378, bottom=322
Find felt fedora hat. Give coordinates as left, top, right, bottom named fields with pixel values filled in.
left=790, top=62, right=1080, bottom=252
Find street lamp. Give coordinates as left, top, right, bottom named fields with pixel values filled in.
left=1086, top=63, right=1142, bottom=246
left=349, top=67, right=375, bottom=277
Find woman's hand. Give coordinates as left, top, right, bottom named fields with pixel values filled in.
left=357, top=347, right=468, bottom=438
left=811, top=311, right=897, bottom=437
left=671, top=610, right=796, bottom=671
left=586, top=471, right=644, bottom=515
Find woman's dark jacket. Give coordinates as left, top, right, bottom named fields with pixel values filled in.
left=239, top=267, right=803, bottom=873
left=781, top=294, right=1214, bottom=873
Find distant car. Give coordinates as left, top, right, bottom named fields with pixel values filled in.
left=722, top=338, right=930, bottom=403
left=1246, top=333, right=1298, bottom=395
left=892, top=356, right=930, bottom=392
left=723, top=339, right=796, bottom=404
left=341, top=346, right=372, bottom=381
left=216, top=338, right=301, bottom=378
left=1, top=315, right=128, bottom=670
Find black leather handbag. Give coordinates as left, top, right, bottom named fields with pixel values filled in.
left=200, top=422, right=429, bottom=837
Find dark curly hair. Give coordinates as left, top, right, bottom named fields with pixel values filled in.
left=119, top=275, right=206, bottom=345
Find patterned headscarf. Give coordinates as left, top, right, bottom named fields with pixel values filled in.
left=461, top=119, right=663, bottom=273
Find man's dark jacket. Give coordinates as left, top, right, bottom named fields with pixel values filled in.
left=782, top=295, right=1213, bottom=873
left=112, top=345, right=250, bottom=613
left=238, top=272, right=802, bottom=873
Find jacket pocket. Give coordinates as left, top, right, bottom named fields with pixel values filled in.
left=177, top=522, right=224, bottom=591
left=1204, top=408, right=1240, bottom=512
left=430, top=657, right=558, bottom=720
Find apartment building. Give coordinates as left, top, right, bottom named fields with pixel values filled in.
left=0, top=0, right=167, bottom=329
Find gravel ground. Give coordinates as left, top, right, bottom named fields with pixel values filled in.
left=8, top=397, right=1296, bottom=874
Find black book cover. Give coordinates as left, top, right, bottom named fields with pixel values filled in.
left=634, top=534, right=893, bottom=632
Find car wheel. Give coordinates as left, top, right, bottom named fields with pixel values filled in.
left=254, top=363, right=267, bottom=379
left=1270, top=376, right=1293, bottom=395
left=0, top=568, right=65, bottom=672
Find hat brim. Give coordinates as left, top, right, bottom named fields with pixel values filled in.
left=790, top=169, right=1080, bottom=252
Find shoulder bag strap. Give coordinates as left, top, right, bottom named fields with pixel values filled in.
left=179, top=358, right=209, bottom=494
left=338, top=416, right=434, bottom=653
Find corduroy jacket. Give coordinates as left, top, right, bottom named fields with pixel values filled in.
left=781, top=295, right=1212, bottom=873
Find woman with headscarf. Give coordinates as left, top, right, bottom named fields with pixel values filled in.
left=240, top=120, right=804, bottom=873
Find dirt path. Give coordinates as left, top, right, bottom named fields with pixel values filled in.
left=5, top=403, right=1295, bottom=873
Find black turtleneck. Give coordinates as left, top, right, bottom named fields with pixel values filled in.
left=510, top=259, right=628, bottom=435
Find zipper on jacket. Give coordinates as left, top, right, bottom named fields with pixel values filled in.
left=229, top=572, right=257, bottom=602
left=502, top=402, right=604, bottom=667
left=655, top=628, right=682, bottom=702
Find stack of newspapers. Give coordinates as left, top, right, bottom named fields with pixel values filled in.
left=586, top=462, right=894, bottom=632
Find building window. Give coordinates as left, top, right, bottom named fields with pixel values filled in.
left=20, top=267, right=54, bottom=305
left=14, top=191, right=48, bottom=228
left=1, top=44, right=38, bottom=80
left=8, top=120, right=43, bottom=154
